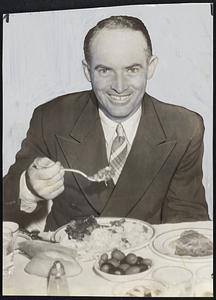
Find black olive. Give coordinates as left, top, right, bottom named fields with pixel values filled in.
left=125, top=253, right=138, bottom=265
left=107, top=258, right=120, bottom=267
left=113, top=267, right=125, bottom=275
left=111, top=249, right=125, bottom=261
left=100, top=262, right=113, bottom=273
left=100, top=253, right=108, bottom=261
left=119, top=263, right=130, bottom=272
left=136, top=256, right=144, bottom=265
left=125, top=265, right=141, bottom=275
left=139, top=263, right=148, bottom=272
left=142, top=258, right=152, bottom=266
left=109, top=267, right=124, bottom=275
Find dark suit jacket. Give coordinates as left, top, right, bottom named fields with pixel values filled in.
left=3, top=91, right=209, bottom=231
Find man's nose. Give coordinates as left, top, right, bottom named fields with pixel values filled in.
left=111, top=73, right=128, bottom=94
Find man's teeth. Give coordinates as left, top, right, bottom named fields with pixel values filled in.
left=109, top=95, right=130, bottom=101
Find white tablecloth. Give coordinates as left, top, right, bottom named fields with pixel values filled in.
left=3, top=220, right=213, bottom=296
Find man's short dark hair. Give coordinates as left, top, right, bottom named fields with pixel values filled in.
left=84, top=15, right=153, bottom=64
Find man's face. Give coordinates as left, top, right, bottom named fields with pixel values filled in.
left=83, top=28, right=157, bottom=121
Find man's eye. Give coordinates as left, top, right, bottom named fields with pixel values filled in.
left=98, top=68, right=110, bottom=75
left=127, top=67, right=140, bottom=73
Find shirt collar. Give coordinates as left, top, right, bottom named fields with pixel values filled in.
left=99, top=106, right=142, bottom=145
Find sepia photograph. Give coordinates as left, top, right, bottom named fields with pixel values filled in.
left=2, top=1, right=213, bottom=296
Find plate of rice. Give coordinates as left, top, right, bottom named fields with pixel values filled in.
left=52, top=216, right=155, bottom=261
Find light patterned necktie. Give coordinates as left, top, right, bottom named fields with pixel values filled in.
left=109, top=123, right=128, bottom=183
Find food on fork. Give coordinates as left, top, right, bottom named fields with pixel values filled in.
left=64, top=166, right=114, bottom=184
left=91, top=166, right=115, bottom=183
left=174, top=230, right=213, bottom=257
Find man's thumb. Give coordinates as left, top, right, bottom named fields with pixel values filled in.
left=34, top=157, right=55, bottom=168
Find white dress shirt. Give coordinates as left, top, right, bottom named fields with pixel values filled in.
left=20, top=105, right=142, bottom=212
left=20, top=171, right=39, bottom=212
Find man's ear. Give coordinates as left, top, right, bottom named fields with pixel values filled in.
left=82, top=60, right=91, bottom=82
left=147, top=55, right=158, bottom=80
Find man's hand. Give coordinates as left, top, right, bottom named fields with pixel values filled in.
left=27, top=157, right=65, bottom=201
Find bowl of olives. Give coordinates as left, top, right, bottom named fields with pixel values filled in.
left=93, top=248, right=152, bottom=282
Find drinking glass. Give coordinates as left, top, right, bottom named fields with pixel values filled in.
left=193, top=264, right=213, bottom=297
left=196, top=264, right=213, bottom=282
left=3, top=222, right=19, bottom=277
left=152, top=266, right=193, bottom=297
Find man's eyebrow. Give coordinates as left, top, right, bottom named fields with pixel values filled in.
left=94, top=64, right=112, bottom=70
left=94, top=63, right=143, bottom=70
left=125, top=63, right=143, bottom=69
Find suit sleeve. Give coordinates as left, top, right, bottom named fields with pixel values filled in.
left=3, top=105, right=51, bottom=228
left=162, top=114, right=210, bottom=223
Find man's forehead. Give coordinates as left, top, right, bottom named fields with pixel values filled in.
left=90, top=28, right=148, bottom=51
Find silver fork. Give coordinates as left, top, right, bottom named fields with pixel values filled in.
left=64, top=166, right=112, bottom=186
left=64, top=168, right=100, bottom=182
left=32, top=160, right=109, bottom=183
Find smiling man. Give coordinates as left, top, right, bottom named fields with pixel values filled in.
left=82, top=25, right=157, bottom=121
left=3, top=16, right=209, bottom=231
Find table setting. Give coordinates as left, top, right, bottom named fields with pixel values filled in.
left=2, top=218, right=213, bottom=297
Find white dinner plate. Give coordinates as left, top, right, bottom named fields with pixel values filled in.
left=52, top=217, right=155, bottom=261
left=151, top=227, right=213, bottom=262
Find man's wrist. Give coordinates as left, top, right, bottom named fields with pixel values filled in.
left=19, top=171, right=42, bottom=213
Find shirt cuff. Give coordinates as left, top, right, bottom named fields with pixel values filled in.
left=19, top=171, right=41, bottom=213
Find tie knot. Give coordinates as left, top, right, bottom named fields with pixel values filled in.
left=116, top=123, right=125, bottom=137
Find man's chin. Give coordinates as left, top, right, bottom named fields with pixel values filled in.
left=105, top=109, right=133, bottom=121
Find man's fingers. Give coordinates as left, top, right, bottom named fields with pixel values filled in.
left=34, top=157, right=55, bottom=169
left=26, top=157, right=65, bottom=200
left=33, top=177, right=64, bottom=194
left=38, top=182, right=65, bottom=200
left=31, top=162, right=63, bottom=180
left=47, top=186, right=65, bottom=200
left=39, top=171, right=64, bottom=188
left=45, top=170, right=65, bottom=186
left=37, top=165, right=64, bottom=181
left=36, top=185, right=65, bottom=201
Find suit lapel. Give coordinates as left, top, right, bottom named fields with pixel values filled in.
left=100, top=94, right=177, bottom=217
left=56, top=92, right=114, bottom=213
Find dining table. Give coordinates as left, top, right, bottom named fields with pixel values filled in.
left=3, top=220, right=213, bottom=296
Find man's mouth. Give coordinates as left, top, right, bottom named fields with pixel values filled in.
left=108, top=94, right=131, bottom=102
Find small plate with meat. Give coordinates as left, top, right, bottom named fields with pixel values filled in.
left=151, top=227, right=213, bottom=262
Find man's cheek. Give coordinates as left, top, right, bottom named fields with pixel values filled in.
left=92, top=78, right=104, bottom=88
